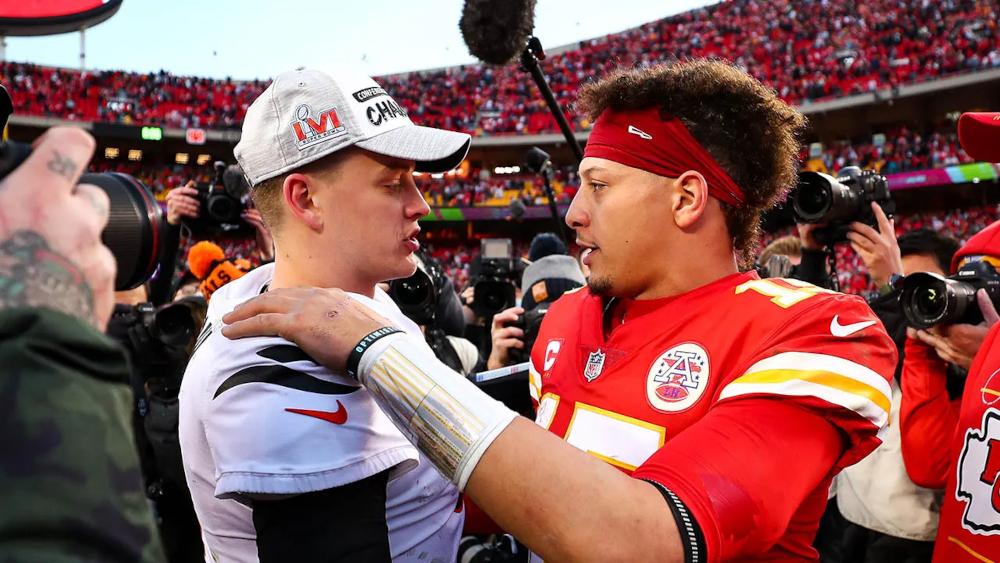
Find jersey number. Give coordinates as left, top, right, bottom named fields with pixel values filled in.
left=536, top=393, right=665, bottom=472
left=736, top=278, right=834, bottom=308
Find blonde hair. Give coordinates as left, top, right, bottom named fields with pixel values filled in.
left=758, top=235, right=802, bottom=267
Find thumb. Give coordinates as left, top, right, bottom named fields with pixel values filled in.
left=978, top=289, right=1000, bottom=328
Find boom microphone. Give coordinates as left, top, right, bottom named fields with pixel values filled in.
left=459, top=0, right=537, bottom=65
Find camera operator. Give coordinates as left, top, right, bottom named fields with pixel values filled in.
left=884, top=112, right=1000, bottom=562
left=831, top=226, right=961, bottom=563
left=109, top=284, right=208, bottom=563
left=0, top=126, right=164, bottom=562
left=151, top=166, right=274, bottom=306
left=386, top=250, right=481, bottom=376
left=756, top=229, right=833, bottom=288
left=487, top=234, right=585, bottom=372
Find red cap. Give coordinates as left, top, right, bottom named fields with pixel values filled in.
left=958, top=112, right=1000, bottom=163
left=952, top=220, right=1000, bottom=274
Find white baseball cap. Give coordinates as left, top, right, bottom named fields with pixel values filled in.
left=235, top=67, right=472, bottom=186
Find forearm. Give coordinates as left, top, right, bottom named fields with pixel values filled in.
left=468, top=418, right=682, bottom=562
left=357, top=334, right=682, bottom=562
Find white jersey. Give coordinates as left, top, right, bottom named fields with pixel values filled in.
left=179, top=263, right=463, bottom=562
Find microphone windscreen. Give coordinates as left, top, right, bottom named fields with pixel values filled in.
left=188, top=241, right=226, bottom=280
left=460, top=0, right=536, bottom=65
left=223, top=164, right=251, bottom=200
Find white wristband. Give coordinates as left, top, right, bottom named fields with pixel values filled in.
left=357, top=333, right=517, bottom=489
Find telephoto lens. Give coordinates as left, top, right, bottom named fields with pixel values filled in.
left=0, top=142, right=163, bottom=290
left=900, top=273, right=978, bottom=329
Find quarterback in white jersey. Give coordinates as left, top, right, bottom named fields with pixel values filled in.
left=179, top=64, right=473, bottom=562
left=180, top=263, right=464, bottom=562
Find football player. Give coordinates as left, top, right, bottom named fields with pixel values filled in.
left=222, top=60, right=897, bottom=563
left=178, top=67, right=472, bottom=562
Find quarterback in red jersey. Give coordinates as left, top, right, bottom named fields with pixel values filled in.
left=221, top=60, right=896, bottom=562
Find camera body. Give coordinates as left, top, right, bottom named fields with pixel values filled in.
left=390, top=250, right=445, bottom=327
left=901, top=260, right=1000, bottom=329
left=792, top=166, right=894, bottom=246
left=507, top=308, right=547, bottom=364
left=186, top=161, right=250, bottom=235
left=471, top=239, right=523, bottom=318
left=110, top=300, right=200, bottom=349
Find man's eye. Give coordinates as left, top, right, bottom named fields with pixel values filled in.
left=590, top=182, right=607, bottom=191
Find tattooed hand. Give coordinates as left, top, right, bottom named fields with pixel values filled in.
left=0, top=127, right=116, bottom=331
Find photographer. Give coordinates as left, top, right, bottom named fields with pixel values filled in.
left=832, top=225, right=961, bottom=563
left=487, top=234, right=585, bottom=372
left=386, top=250, right=481, bottom=376
left=756, top=228, right=832, bottom=288
left=0, top=127, right=164, bottom=562
left=150, top=168, right=274, bottom=306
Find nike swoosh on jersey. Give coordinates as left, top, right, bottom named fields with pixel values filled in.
left=285, top=401, right=348, bottom=425
left=830, top=315, right=877, bottom=337
left=214, top=365, right=361, bottom=399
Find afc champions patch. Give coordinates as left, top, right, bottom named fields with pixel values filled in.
left=646, top=342, right=710, bottom=413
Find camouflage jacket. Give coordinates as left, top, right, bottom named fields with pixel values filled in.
left=0, top=307, right=166, bottom=563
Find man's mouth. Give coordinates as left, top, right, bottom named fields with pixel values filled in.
left=404, top=228, right=421, bottom=252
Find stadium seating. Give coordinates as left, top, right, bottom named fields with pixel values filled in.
left=4, top=0, right=997, bottom=134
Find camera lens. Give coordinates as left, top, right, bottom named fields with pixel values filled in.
left=80, top=172, right=163, bottom=291
left=394, top=276, right=431, bottom=307
left=150, top=303, right=196, bottom=347
left=795, top=183, right=831, bottom=218
left=208, top=194, right=240, bottom=223
left=901, top=273, right=978, bottom=329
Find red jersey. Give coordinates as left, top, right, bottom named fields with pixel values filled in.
left=528, top=272, right=896, bottom=562
left=932, top=322, right=1000, bottom=562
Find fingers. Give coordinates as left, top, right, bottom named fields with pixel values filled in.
left=74, top=182, right=111, bottom=228
left=848, top=221, right=880, bottom=242
left=871, top=202, right=894, bottom=236
left=495, top=337, right=525, bottom=350
left=223, top=293, right=298, bottom=323
left=906, top=327, right=920, bottom=340
left=222, top=313, right=288, bottom=340
left=3, top=127, right=96, bottom=198
left=83, top=244, right=117, bottom=331
left=913, top=328, right=943, bottom=349
left=493, top=327, right=525, bottom=342
left=491, top=307, right=524, bottom=330
left=978, top=289, right=1000, bottom=327
left=169, top=186, right=200, bottom=198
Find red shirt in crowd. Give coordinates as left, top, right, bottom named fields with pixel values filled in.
left=529, top=272, right=896, bottom=562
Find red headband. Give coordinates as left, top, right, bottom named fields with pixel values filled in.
left=584, top=108, right=745, bottom=206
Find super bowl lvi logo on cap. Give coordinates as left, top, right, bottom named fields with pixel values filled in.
left=291, top=104, right=347, bottom=150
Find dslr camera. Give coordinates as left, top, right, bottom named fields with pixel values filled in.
left=470, top=239, right=523, bottom=318
left=110, top=299, right=201, bottom=350
left=186, top=161, right=251, bottom=235
left=389, top=250, right=446, bottom=326
left=506, top=308, right=546, bottom=365
left=0, top=85, right=163, bottom=290
left=792, top=166, right=894, bottom=246
left=901, top=260, right=1000, bottom=329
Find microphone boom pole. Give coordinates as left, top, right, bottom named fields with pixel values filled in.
left=520, top=37, right=584, bottom=163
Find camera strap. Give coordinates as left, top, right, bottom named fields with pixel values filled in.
left=825, top=247, right=841, bottom=292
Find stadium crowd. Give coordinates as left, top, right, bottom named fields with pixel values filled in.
left=3, top=0, right=998, bottom=134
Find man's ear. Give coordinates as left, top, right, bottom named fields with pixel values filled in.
left=283, top=173, right=324, bottom=231
left=672, top=170, right=710, bottom=229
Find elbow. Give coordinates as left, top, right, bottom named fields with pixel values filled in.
left=901, top=448, right=948, bottom=489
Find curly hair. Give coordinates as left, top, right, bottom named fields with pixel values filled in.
left=576, top=59, right=806, bottom=268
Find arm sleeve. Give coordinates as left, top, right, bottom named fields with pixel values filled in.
left=716, top=293, right=896, bottom=470
left=793, top=248, right=832, bottom=289
left=899, top=336, right=962, bottom=489
left=0, top=308, right=166, bottom=563
left=633, top=399, right=844, bottom=563
left=253, top=472, right=392, bottom=563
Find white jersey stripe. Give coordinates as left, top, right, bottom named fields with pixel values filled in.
left=741, top=351, right=891, bottom=406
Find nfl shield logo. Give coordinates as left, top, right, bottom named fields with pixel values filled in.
left=584, top=349, right=606, bottom=382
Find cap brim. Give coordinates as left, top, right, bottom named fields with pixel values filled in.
left=355, top=125, right=471, bottom=173
left=959, top=112, right=1000, bottom=163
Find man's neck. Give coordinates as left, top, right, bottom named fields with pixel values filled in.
left=632, top=243, right=740, bottom=301
left=269, top=251, right=377, bottom=298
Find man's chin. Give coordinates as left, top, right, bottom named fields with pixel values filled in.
left=588, top=276, right=614, bottom=296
